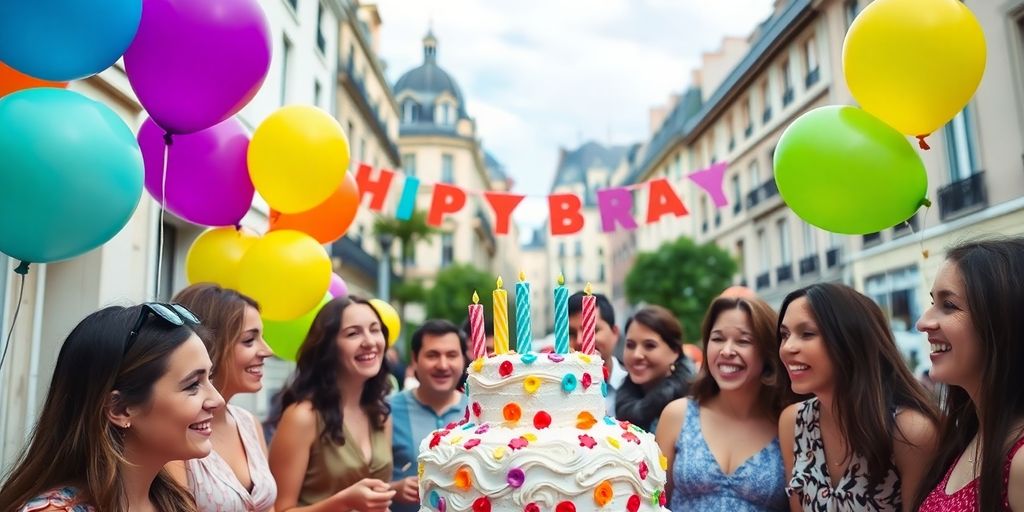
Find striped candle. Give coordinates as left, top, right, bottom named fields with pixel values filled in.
left=493, top=276, right=510, bottom=354
left=515, top=271, right=533, bottom=353
left=553, top=273, right=569, bottom=354
left=581, top=282, right=596, bottom=355
left=468, top=291, right=485, bottom=359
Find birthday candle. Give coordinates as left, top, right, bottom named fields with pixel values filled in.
left=553, top=273, right=569, bottom=354
left=493, top=276, right=509, bottom=354
left=515, top=271, right=533, bottom=353
left=468, top=291, right=485, bottom=360
left=581, top=282, right=596, bottom=355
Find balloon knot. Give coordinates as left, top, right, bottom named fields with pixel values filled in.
left=163, top=132, right=174, bottom=146
left=920, top=198, right=932, bottom=208
left=14, top=261, right=30, bottom=275
left=234, top=224, right=243, bottom=232
left=916, top=135, right=930, bottom=151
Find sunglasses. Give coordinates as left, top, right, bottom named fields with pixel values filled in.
left=123, top=303, right=201, bottom=355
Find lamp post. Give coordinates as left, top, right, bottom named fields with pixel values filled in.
left=377, top=233, right=394, bottom=302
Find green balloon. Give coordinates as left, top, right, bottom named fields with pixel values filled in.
left=774, top=105, right=928, bottom=235
left=263, top=293, right=331, bottom=362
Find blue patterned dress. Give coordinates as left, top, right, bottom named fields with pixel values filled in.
left=668, top=400, right=788, bottom=511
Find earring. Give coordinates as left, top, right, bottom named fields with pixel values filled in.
left=123, top=423, right=130, bottom=429
left=670, top=364, right=677, bottom=373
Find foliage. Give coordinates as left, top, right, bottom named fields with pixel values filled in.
left=391, top=279, right=427, bottom=306
left=425, top=264, right=496, bottom=326
left=624, top=236, right=737, bottom=341
left=372, top=210, right=437, bottom=274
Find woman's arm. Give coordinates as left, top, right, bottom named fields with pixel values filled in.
left=778, top=403, right=801, bottom=512
left=654, top=398, right=687, bottom=502
left=892, top=409, right=938, bottom=512
left=1009, top=445, right=1024, bottom=511
left=268, top=402, right=337, bottom=512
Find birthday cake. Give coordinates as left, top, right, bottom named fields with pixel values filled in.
left=417, top=351, right=670, bottom=512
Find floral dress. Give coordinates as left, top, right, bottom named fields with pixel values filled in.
left=19, top=487, right=95, bottom=512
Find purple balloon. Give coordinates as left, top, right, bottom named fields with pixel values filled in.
left=139, top=117, right=254, bottom=226
left=124, top=0, right=271, bottom=134
left=329, top=273, right=349, bottom=298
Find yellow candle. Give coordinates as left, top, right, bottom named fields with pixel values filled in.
left=493, top=276, right=509, bottom=354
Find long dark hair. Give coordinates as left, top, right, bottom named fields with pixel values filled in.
left=691, top=296, right=797, bottom=419
left=915, top=237, right=1024, bottom=510
left=173, top=283, right=260, bottom=393
left=616, top=305, right=691, bottom=430
left=0, top=305, right=199, bottom=512
left=778, top=283, right=939, bottom=486
left=272, top=296, right=391, bottom=445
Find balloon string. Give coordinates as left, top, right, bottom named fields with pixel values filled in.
left=155, top=134, right=172, bottom=300
left=0, top=271, right=28, bottom=375
left=914, top=199, right=932, bottom=259
left=916, top=135, right=931, bottom=151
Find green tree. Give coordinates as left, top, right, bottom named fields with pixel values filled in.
left=373, top=210, right=437, bottom=275
left=425, top=264, right=496, bottom=325
left=624, top=236, right=737, bottom=341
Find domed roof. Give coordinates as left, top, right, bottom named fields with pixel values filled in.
left=394, top=30, right=468, bottom=119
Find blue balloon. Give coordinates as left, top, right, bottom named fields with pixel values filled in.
left=0, top=88, right=144, bottom=264
left=0, top=0, right=142, bottom=81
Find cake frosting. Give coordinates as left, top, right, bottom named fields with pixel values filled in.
left=418, top=352, right=670, bottom=512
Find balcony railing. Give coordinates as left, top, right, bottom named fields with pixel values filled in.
left=799, top=255, right=818, bottom=276
left=776, top=264, right=793, bottom=283
left=332, top=235, right=382, bottom=279
left=863, top=232, right=882, bottom=246
left=805, top=67, right=820, bottom=88
left=756, top=272, right=771, bottom=290
left=938, top=171, right=988, bottom=221
left=826, top=248, right=840, bottom=268
left=745, top=179, right=780, bottom=210
left=893, top=214, right=919, bottom=238
left=782, top=88, right=795, bottom=107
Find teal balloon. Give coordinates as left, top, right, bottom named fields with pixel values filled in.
left=0, top=88, right=144, bottom=264
left=264, top=293, right=331, bottom=362
left=774, top=106, right=928, bottom=235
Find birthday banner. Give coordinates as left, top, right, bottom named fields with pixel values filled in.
left=353, top=161, right=730, bottom=237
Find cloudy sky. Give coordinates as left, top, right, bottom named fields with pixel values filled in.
left=373, top=0, right=776, bottom=240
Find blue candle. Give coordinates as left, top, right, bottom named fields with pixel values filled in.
left=515, top=271, right=533, bottom=353
left=553, top=273, right=569, bottom=354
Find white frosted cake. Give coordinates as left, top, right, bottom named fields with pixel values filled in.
left=417, top=351, right=670, bottom=512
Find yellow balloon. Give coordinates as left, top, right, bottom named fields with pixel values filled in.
left=369, top=298, right=401, bottom=347
left=237, top=230, right=332, bottom=321
left=185, top=227, right=259, bottom=290
left=843, top=0, right=985, bottom=137
left=248, top=105, right=350, bottom=213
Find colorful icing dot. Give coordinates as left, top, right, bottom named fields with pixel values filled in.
left=603, top=416, right=616, bottom=426
left=502, top=403, right=522, bottom=423
left=639, top=461, right=649, bottom=480
left=606, top=436, right=620, bottom=449
left=618, top=420, right=630, bottom=430
left=448, top=435, right=463, bottom=445
left=446, top=421, right=458, bottom=429
left=652, top=489, right=661, bottom=506
left=594, top=480, right=614, bottom=507
left=429, top=491, right=441, bottom=507
left=429, top=433, right=442, bottom=448
left=555, top=501, right=576, bottom=512
left=522, top=433, right=537, bottom=442
left=578, top=434, right=597, bottom=448
left=576, top=352, right=592, bottom=363
left=493, top=446, right=506, bottom=460
left=523, top=376, right=541, bottom=394
left=509, top=437, right=529, bottom=450
left=659, top=454, right=668, bottom=470
left=472, top=402, right=482, bottom=418
left=472, top=497, right=491, bottom=512
left=506, top=467, right=526, bottom=488
left=525, top=504, right=541, bottom=512
left=602, top=365, right=610, bottom=382
left=547, top=353, right=565, bottom=363
left=462, top=422, right=476, bottom=431
left=464, top=381, right=470, bottom=397
left=561, top=374, right=577, bottom=392
left=472, top=358, right=485, bottom=373
left=455, top=467, right=472, bottom=491
left=581, top=372, right=593, bottom=389
left=499, top=360, right=514, bottom=377
left=463, top=438, right=481, bottom=449
left=463, top=407, right=471, bottom=422
left=419, top=462, right=425, bottom=479
left=438, top=496, right=447, bottom=512
left=521, top=353, right=537, bottom=364
left=601, top=380, right=608, bottom=397
left=577, top=411, right=597, bottom=430
left=622, top=432, right=640, bottom=444
left=474, top=423, right=490, bottom=435
left=627, top=495, right=641, bottom=512
left=533, top=411, right=552, bottom=429
left=659, top=488, right=667, bottom=506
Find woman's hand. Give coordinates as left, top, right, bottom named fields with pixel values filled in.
left=336, top=478, right=396, bottom=512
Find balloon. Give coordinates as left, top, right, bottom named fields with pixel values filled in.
left=248, top=106, right=350, bottom=213
left=843, top=0, right=986, bottom=138
left=186, top=227, right=259, bottom=290
left=329, top=273, right=349, bottom=298
left=269, top=172, right=359, bottom=244
left=238, top=230, right=332, bottom=321
left=369, top=299, right=401, bottom=348
left=0, top=0, right=142, bottom=81
left=124, top=0, right=271, bottom=134
left=139, top=117, right=254, bottom=227
left=0, top=63, right=66, bottom=98
left=0, top=88, right=143, bottom=264
left=774, top=106, right=928, bottom=235
left=263, top=293, right=331, bottom=362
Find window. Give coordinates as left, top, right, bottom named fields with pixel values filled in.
left=438, top=102, right=454, bottom=125
left=441, top=154, right=454, bottom=183
left=731, top=174, right=742, bottom=214
left=674, top=153, right=683, bottom=180
left=742, top=99, right=752, bottom=136
left=700, top=196, right=709, bottom=233
left=761, top=81, right=772, bottom=122
left=558, top=243, right=565, bottom=258
left=945, top=106, right=979, bottom=181
left=802, top=222, right=817, bottom=256
left=845, top=0, right=861, bottom=28
left=805, top=36, right=819, bottom=77
left=758, top=229, right=771, bottom=271
left=865, top=266, right=924, bottom=370
left=777, top=218, right=791, bottom=265
left=735, top=239, right=746, bottom=276
left=280, top=36, right=293, bottom=106
left=314, top=81, right=322, bottom=108
left=316, top=2, right=326, bottom=54
left=598, top=264, right=606, bottom=282
left=359, top=138, right=366, bottom=167
left=286, top=0, right=298, bottom=12
left=398, top=156, right=414, bottom=181
left=574, top=241, right=582, bottom=257
left=441, top=233, right=454, bottom=267
left=781, top=60, right=794, bottom=106
left=749, top=160, right=761, bottom=186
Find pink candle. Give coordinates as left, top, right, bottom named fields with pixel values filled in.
left=581, top=283, right=596, bottom=355
left=469, top=291, right=486, bottom=359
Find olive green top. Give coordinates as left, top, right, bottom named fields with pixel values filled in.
left=298, top=415, right=393, bottom=506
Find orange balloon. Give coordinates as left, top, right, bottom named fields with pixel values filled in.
left=268, top=171, right=359, bottom=244
left=0, top=62, right=66, bottom=98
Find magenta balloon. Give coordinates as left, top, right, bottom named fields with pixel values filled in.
left=124, top=0, right=271, bottom=134
left=329, top=273, right=349, bottom=298
left=139, top=117, right=255, bottom=226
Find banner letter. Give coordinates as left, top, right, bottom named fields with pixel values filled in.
left=395, top=176, right=420, bottom=221
left=687, top=162, right=729, bottom=208
left=596, top=188, right=638, bottom=233
left=355, top=164, right=395, bottom=212
left=548, top=194, right=584, bottom=236
left=646, top=178, right=689, bottom=223
left=483, top=192, right=526, bottom=235
left=427, top=183, right=467, bottom=227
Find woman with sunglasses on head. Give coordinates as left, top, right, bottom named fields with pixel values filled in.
left=268, top=296, right=396, bottom=512
left=164, top=284, right=277, bottom=511
left=777, top=283, right=940, bottom=512
left=915, top=237, right=1024, bottom=512
left=0, top=303, right=224, bottom=511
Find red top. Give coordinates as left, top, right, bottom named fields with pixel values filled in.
left=918, top=435, right=1024, bottom=512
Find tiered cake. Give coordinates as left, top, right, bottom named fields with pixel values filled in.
left=417, top=351, right=670, bottom=512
